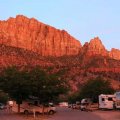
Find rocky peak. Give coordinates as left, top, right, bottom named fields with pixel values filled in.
left=0, top=15, right=82, bottom=57
left=109, top=48, right=120, bottom=60
left=82, top=37, right=108, bottom=56
left=89, top=37, right=106, bottom=52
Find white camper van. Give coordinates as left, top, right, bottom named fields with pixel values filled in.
left=99, top=94, right=115, bottom=109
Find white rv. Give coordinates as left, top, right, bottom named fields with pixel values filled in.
left=114, top=92, right=120, bottom=109
left=99, top=94, right=115, bottom=109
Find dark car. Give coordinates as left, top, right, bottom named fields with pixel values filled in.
left=0, top=103, right=6, bottom=110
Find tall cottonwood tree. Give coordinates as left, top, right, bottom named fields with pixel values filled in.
left=79, top=76, right=114, bottom=102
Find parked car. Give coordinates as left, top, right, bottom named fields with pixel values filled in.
left=0, top=103, right=6, bottom=110
left=71, top=104, right=76, bottom=109
left=59, top=102, right=68, bottom=107
left=70, top=102, right=81, bottom=109
left=12, top=101, right=56, bottom=115
left=80, top=98, right=91, bottom=111
left=23, top=103, right=56, bottom=115
left=68, top=104, right=72, bottom=108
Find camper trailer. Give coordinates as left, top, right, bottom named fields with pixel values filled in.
left=99, top=94, right=115, bottom=109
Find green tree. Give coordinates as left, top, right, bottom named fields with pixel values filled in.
left=0, top=66, right=30, bottom=112
left=29, top=67, right=68, bottom=104
left=28, top=67, right=69, bottom=114
left=79, top=76, right=114, bottom=102
left=0, top=90, right=9, bottom=104
left=28, top=67, right=49, bottom=103
left=68, top=92, right=79, bottom=104
left=0, top=66, right=69, bottom=113
left=46, top=75, right=69, bottom=103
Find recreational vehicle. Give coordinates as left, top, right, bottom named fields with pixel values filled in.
left=114, top=91, right=120, bottom=109
left=99, top=94, right=115, bottom=109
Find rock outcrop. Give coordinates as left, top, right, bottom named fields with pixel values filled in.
left=81, top=37, right=108, bottom=57
left=109, top=48, right=120, bottom=60
left=0, top=15, right=81, bottom=56
left=88, top=37, right=108, bottom=56
left=79, top=37, right=120, bottom=61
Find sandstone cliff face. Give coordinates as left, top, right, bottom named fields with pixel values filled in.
left=0, top=15, right=81, bottom=56
left=1, top=15, right=120, bottom=60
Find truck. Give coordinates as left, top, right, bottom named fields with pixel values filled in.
left=12, top=101, right=56, bottom=115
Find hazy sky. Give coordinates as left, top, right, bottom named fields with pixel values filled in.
left=1, top=0, right=120, bottom=50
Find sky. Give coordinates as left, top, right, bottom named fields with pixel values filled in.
left=0, top=0, right=120, bottom=50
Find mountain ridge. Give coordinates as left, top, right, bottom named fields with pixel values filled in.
left=0, top=15, right=120, bottom=60
left=0, top=15, right=81, bottom=57
left=0, top=15, right=120, bottom=91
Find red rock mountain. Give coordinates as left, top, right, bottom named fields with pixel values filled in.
left=0, top=15, right=81, bottom=56
left=0, top=15, right=120, bottom=60
left=0, top=15, right=120, bottom=90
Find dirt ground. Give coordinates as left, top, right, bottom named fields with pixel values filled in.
left=1, top=107, right=120, bottom=120
left=94, top=110, right=120, bottom=120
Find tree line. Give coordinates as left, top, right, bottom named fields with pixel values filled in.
left=0, top=66, right=115, bottom=112
left=68, top=76, right=115, bottom=103
left=0, top=66, right=69, bottom=112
